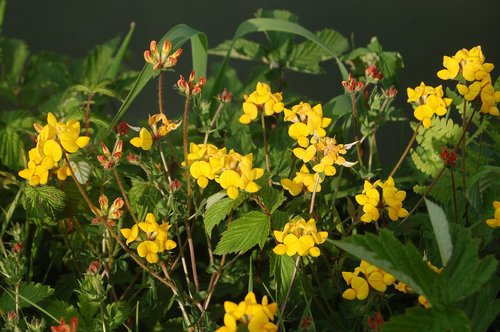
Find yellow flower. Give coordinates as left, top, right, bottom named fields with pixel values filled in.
left=130, top=127, right=153, bottom=151
left=120, top=224, right=139, bottom=245
left=457, top=81, right=482, bottom=101
left=418, top=295, right=431, bottom=309
left=239, top=82, right=283, bottom=124
left=218, top=170, right=241, bottom=199
left=273, top=218, right=327, bottom=257
left=486, top=201, right=500, bottom=228
left=342, top=274, right=369, bottom=300
left=137, top=240, right=159, bottom=263
left=437, top=56, right=460, bottom=80
left=189, top=160, right=212, bottom=188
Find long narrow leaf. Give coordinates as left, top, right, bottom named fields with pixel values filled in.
left=105, top=22, right=136, bottom=81
left=99, top=24, right=208, bottom=142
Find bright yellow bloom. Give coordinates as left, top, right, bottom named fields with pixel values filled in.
left=486, top=201, right=500, bottom=228
left=407, top=83, right=451, bottom=128
left=120, top=224, right=139, bottom=245
left=130, top=127, right=153, bottom=150
left=239, top=82, right=284, bottom=124
left=273, top=218, right=327, bottom=257
left=137, top=240, right=159, bottom=263
left=437, top=56, right=460, bottom=80
left=342, top=260, right=395, bottom=301
left=218, top=170, right=241, bottom=199
left=216, top=292, right=278, bottom=332
left=342, top=274, right=369, bottom=300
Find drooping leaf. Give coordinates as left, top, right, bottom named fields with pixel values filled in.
left=214, top=211, right=270, bottom=255
left=23, top=185, right=66, bottom=226
left=204, top=194, right=244, bottom=236
left=82, top=36, right=120, bottom=84
left=0, top=37, right=29, bottom=86
left=465, top=165, right=500, bottom=211
left=424, top=198, right=452, bottom=266
left=457, top=282, right=500, bottom=332
left=381, top=307, right=470, bottom=332
left=323, top=94, right=352, bottom=119
left=330, top=229, right=438, bottom=304
left=105, top=22, right=135, bottom=81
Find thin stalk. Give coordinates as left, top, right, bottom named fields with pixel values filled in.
left=450, top=168, right=458, bottom=224
left=159, top=145, right=173, bottom=185
left=85, top=92, right=94, bottom=137
left=182, top=95, right=200, bottom=292
left=202, top=255, right=226, bottom=311
left=279, top=256, right=300, bottom=324
left=461, top=100, right=469, bottom=223
left=158, top=72, right=164, bottom=114
left=203, top=102, right=224, bottom=145
left=350, top=94, right=364, bottom=170
left=389, top=123, right=421, bottom=178
left=260, top=112, right=271, bottom=173
left=160, top=263, right=192, bottom=327
left=309, top=175, right=321, bottom=217
left=112, top=168, right=139, bottom=224
left=15, top=281, right=19, bottom=317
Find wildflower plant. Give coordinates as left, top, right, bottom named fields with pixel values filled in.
left=1, top=8, right=499, bottom=332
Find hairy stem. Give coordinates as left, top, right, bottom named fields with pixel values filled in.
left=203, top=102, right=224, bottom=145
left=158, top=72, right=164, bottom=114
left=261, top=112, right=271, bottom=173
left=85, top=92, right=94, bottom=137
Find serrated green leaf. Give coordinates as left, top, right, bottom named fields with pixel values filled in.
left=214, top=211, right=270, bottom=255
left=330, top=229, right=438, bottom=304
left=128, top=178, right=162, bottom=221
left=0, top=127, right=23, bottom=169
left=69, top=159, right=91, bottom=184
left=457, top=282, right=500, bottom=332
left=204, top=195, right=244, bottom=236
left=259, top=185, right=285, bottom=214
left=45, top=299, right=78, bottom=323
left=465, top=166, right=500, bottom=211
left=425, top=198, right=452, bottom=266
left=23, top=185, right=65, bottom=226
left=82, top=36, right=120, bottom=84
left=1, top=109, right=35, bottom=128
left=440, top=226, right=497, bottom=304
left=106, top=301, right=131, bottom=329
left=381, top=307, right=470, bottom=332
left=0, top=282, right=54, bottom=312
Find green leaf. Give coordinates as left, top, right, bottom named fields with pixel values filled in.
left=465, top=166, right=500, bottom=211
left=270, top=254, right=295, bottom=303
left=259, top=185, right=285, bottom=214
left=99, top=24, right=208, bottom=141
left=323, top=94, right=352, bottom=119
left=424, top=198, right=452, bottom=266
left=23, top=185, right=66, bottom=226
left=204, top=194, right=244, bottom=236
left=214, top=211, right=270, bottom=255
left=105, top=22, right=135, bottom=81
left=330, top=229, right=438, bottom=304
left=0, top=282, right=54, bottom=312
left=105, top=301, right=131, bottom=329
left=381, top=307, right=470, bottom=332
left=69, top=159, right=92, bottom=184
left=45, top=299, right=78, bottom=323
left=128, top=178, right=162, bottom=221
left=82, top=36, right=120, bottom=84
left=439, top=226, right=497, bottom=304
left=0, top=127, right=23, bottom=169
left=0, top=38, right=29, bottom=85
left=457, top=282, right=500, bottom=332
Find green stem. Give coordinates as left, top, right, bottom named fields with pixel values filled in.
left=203, top=102, right=224, bottom=145
left=279, top=255, right=300, bottom=325
left=85, top=92, right=94, bottom=137
left=112, top=167, right=139, bottom=224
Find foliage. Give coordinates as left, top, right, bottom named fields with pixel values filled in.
left=0, top=7, right=498, bottom=332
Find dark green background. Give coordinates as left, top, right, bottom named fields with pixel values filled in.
left=3, top=0, right=500, bottom=161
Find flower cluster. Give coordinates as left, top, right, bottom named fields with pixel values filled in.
left=486, top=201, right=500, bottom=228
left=186, top=143, right=264, bottom=199
left=130, top=113, right=181, bottom=151
left=281, top=102, right=356, bottom=196
left=437, top=46, right=499, bottom=116
left=19, top=112, right=89, bottom=186
left=144, top=39, right=182, bottom=71
left=342, top=73, right=365, bottom=93
left=341, top=260, right=395, bottom=300
left=91, top=194, right=124, bottom=225
left=365, top=64, right=384, bottom=83
left=97, top=140, right=123, bottom=169
left=272, top=217, right=327, bottom=257
left=239, top=82, right=285, bottom=124
left=355, top=177, right=409, bottom=223
left=440, top=146, right=458, bottom=168
left=177, top=70, right=206, bottom=97
left=216, top=291, right=278, bottom=332
left=407, top=83, right=452, bottom=128
left=120, top=213, right=177, bottom=264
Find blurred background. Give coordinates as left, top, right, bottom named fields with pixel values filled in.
left=3, top=0, right=500, bottom=160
